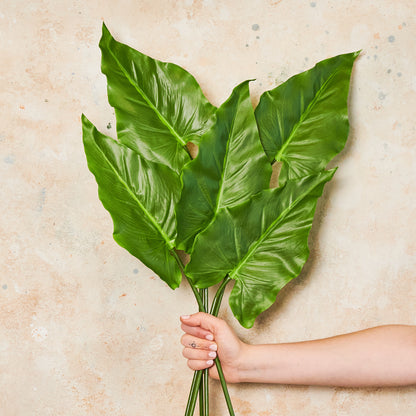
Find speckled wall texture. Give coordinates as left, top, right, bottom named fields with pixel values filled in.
left=1, top=0, right=415, bottom=415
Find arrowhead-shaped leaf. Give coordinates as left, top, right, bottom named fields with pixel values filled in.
left=255, top=51, right=359, bottom=184
left=82, top=115, right=182, bottom=289
left=186, top=170, right=335, bottom=327
left=99, top=23, right=216, bottom=173
left=175, top=81, right=272, bottom=253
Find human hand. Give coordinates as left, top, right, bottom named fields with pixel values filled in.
left=180, top=312, right=247, bottom=383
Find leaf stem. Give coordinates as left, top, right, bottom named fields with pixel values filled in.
left=214, top=357, right=235, bottom=416
left=185, top=370, right=202, bottom=416
left=211, top=276, right=235, bottom=416
left=172, top=251, right=206, bottom=416
left=185, top=289, right=204, bottom=416
left=199, top=289, right=209, bottom=416
left=171, top=250, right=205, bottom=312
left=210, top=275, right=231, bottom=316
left=178, top=266, right=235, bottom=416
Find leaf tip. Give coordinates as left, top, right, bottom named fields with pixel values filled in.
left=343, top=50, right=361, bottom=66
left=236, top=314, right=255, bottom=329
left=81, top=114, right=94, bottom=132
left=347, top=50, right=362, bottom=65
left=99, top=21, right=113, bottom=50
left=101, top=21, right=110, bottom=36
left=234, top=78, right=256, bottom=94
left=327, top=166, right=338, bottom=179
left=169, top=280, right=181, bottom=290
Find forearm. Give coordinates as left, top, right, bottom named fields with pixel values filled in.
left=238, top=325, right=416, bottom=387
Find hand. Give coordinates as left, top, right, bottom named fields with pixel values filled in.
left=180, top=312, right=247, bottom=383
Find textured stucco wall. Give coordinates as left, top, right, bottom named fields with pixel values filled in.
left=1, top=0, right=415, bottom=414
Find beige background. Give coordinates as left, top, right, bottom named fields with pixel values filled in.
left=1, top=0, right=416, bottom=415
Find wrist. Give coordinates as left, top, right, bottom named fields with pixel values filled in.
left=236, top=343, right=286, bottom=384
left=235, top=343, right=264, bottom=383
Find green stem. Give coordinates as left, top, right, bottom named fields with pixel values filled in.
left=172, top=250, right=205, bottom=312
left=199, top=373, right=205, bottom=416
left=199, top=291, right=204, bottom=416
left=185, top=370, right=202, bottom=416
left=210, top=276, right=231, bottom=317
left=202, top=368, right=209, bottom=415
left=199, top=289, right=209, bottom=416
left=176, top=259, right=234, bottom=416
left=173, top=251, right=205, bottom=416
left=211, top=277, right=235, bottom=416
left=214, top=358, right=235, bottom=416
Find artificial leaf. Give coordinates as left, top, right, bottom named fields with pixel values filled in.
left=82, top=114, right=182, bottom=289
left=99, top=23, right=216, bottom=173
left=84, top=25, right=360, bottom=415
left=186, top=170, right=335, bottom=327
left=255, top=51, right=359, bottom=184
left=176, top=81, right=272, bottom=252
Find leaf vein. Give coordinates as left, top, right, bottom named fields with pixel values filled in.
left=98, top=140, right=174, bottom=250
left=275, top=67, right=343, bottom=162
left=108, top=45, right=189, bottom=148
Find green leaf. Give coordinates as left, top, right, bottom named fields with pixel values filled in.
left=99, top=23, right=216, bottom=173
left=175, top=81, right=272, bottom=253
left=255, top=51, right=359, bottom=184
left=82, top=114, right=182, bottom=289
left=186, top=170, right=335, bottom=327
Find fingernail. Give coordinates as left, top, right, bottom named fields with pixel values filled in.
left=209, top=344, right=217, bottom=351
left=206, top=360, right=214, bottom=365
left=205, top=334, right=214, bottom=341
left=181, top=315, right=190, bottom=320
left=208, top=351, right=216, bottom=358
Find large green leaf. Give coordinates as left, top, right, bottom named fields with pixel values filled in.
left=82, top=114, right=182, bottom=289
left=99, top=23, right=216, bottom=173
left=175, top=81, right=272, bottom=253
left=186, top=170, right=335, bottom=327
left=255, top=52, right=359, bottom=184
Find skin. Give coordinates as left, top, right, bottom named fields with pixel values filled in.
left=180, top=313, right=416, bottom=387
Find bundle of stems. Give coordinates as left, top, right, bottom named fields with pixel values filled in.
left=176, top=257, right=234, bottom=416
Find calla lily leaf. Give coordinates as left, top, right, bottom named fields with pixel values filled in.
left=176, top=81, right=272, bottom=253
left=186, top=170, right=335, bottom=327
left=100, top=23, right=216, bottom=173
left=82, top=114, right=182, bottom=289
left=255, top=51, right=359, bottom=185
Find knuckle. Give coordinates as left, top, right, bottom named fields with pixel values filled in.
left=216, top=318, right=225, bottom=328
left=198, top=311, right=209, bottom=321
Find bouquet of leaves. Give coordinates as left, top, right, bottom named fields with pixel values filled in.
left=82, top=23, right=358, bottom=416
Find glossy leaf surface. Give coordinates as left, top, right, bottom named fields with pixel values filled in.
left=82, top=115, right=182, bottom=289
left=175, top=81, right=272, bottom=252
left=186, top=170, right=335, bottom=327
left=255, top=52, right=359, bottom=184
left=100, top=23, right=216, bottom=173
left=84, top=28, right=358, bottom=331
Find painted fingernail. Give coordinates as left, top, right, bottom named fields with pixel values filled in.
left=208, top=351, right=216, bottom=358
left=181, top=315, right=190, bottom=320
left=209, top=344, right=217, bottom=351
left=205, top=334, right=214, bottom=341
left=206, top=360, right=214, bottom=365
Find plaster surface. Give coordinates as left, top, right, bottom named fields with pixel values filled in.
left=1, top=0, right=415, bottom=415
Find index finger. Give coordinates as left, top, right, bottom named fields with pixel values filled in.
left=181, top=322, right=214, bottom=341
left=180, top=312, right=224, bottom=335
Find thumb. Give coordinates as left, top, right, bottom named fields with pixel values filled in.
left=180, top=312, right=224, bottom=334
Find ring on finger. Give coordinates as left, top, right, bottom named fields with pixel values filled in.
left=190, top=341, right=197, bottom=349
